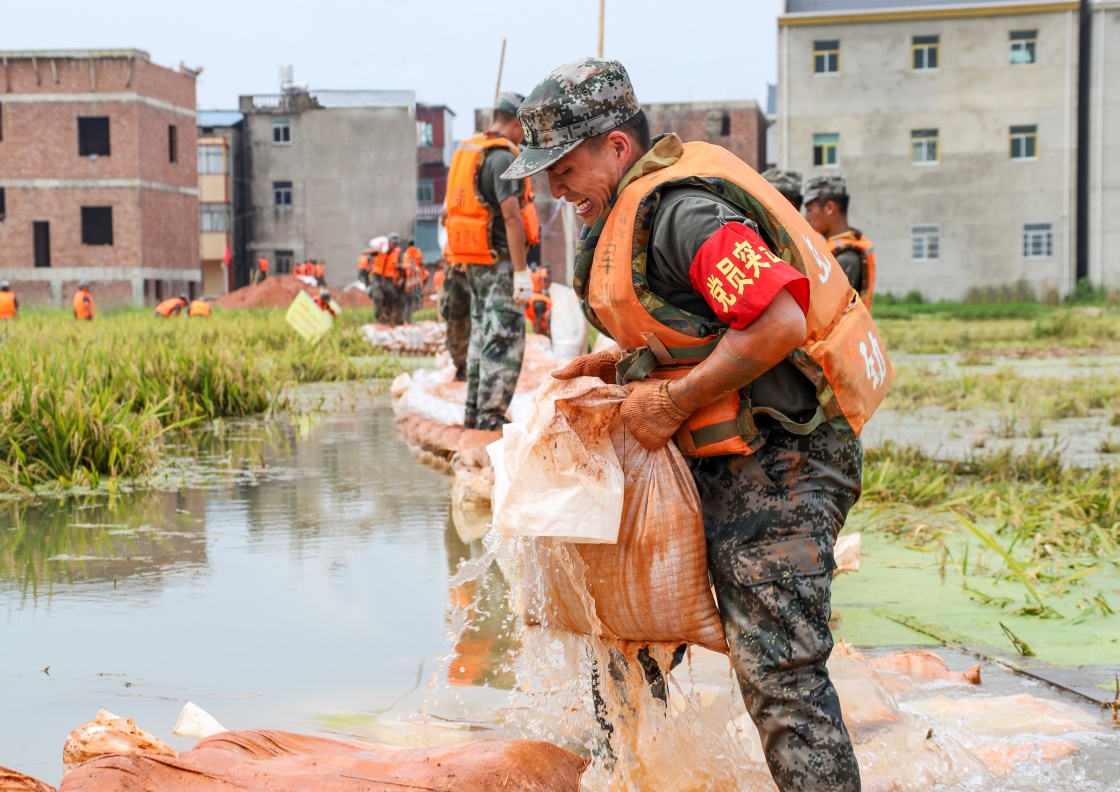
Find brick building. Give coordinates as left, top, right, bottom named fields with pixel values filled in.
left=0, top=49, right=200, bottom=308
left=645, top=100, right=769, bottom=171
left=415, top=103, right=455, bottom=263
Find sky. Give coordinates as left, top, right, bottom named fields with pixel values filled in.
left=2, top=0, right=781, bottom=137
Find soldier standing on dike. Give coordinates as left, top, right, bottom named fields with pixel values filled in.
left=438, top=255, right=471, bottom=382
left=443, top=91, right=539, bottom=429
left=803, top=174, right=876, bottom=308
left=762, top=168, right=804, bottom=211
left=506, top=58, right=894, bottom=792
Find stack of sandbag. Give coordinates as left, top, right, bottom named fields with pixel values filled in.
left=491, top=376, right=727, bottom=654
left=361, top=320, right=447, bottom=356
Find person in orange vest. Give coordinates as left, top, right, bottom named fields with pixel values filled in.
left=155, top=294, right=188, bottom=318
left=313, top=288, right=336, bottom=316
left=73, top=281, right=94, bottom=320
left=188, top=298, right=211, bottom=318
left=513, top=59, right=893, bottom=791
left=357, top=251, right=372, bottom=286
left=373, top=233, right=403, bottom=325
left=401, top=239, right=426, bottom=324
left=525, top=292, right=551, bottom=337
left=257, top=256, right=270, bottom=283
left=313, top=260, right=326, bottom=286
left=443, top=91, right=539, bottom=429
left=803, top=174, right=875, bottom=309
left=0, top=281, right=18, bottom=320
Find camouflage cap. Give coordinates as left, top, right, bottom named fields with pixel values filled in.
left=803, top=173, right=847, bottom=205
left=501, top=57, right=639, bottom=180
left=761, top=168, right=803, bottom=198
left=494, top=91, right=526, bottom=116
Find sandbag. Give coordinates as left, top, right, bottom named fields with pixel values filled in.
left=0, top=768, right=55, bottom=792
left=58, top=731, right=588, bottom=792
left=518, top=377, right=727, bottom=653
left=62, top=709, right=176, bottom=774
left=492, top=377, right=625, bottom=543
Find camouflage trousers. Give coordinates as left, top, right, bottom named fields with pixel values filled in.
left=464, top=259, right=524, bottom=430
left=439, top=266, right=471, bottom=381
left=688, top=421, right=863, bottom=792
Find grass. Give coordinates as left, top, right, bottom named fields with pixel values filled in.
left=0, top=308, right=402, bottom=493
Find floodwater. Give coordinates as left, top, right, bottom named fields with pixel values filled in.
left=1, top=393, right=1117, bottom=789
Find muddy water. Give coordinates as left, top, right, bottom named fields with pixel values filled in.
left=2, top=396, right=1117, bottom=789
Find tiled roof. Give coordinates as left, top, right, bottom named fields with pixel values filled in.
left=786, top=0, right=1063, bottom=12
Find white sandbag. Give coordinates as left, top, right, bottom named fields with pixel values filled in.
left=548, top=284, right=588, bottom=363
left=490, top=377, right=624, bottom=544
left=173, top=702, right=226, bottom=740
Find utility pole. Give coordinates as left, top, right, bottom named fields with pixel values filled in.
left=597, top=0, right=605, bottom=58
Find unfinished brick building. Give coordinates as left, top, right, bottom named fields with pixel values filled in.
left=0, top=49, right=199, bottom=309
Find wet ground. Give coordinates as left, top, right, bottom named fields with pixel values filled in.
left=1, top=385, right=1117, bottom=788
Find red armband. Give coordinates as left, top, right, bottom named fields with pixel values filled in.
left=689, top=222, right=810, bottom=330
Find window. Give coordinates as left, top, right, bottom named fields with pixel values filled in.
left=200, top=205, right=230, bottom=232
left=911, top=129, right=939, bottom=164
left=78, top=116, right=110, bottom=157
left=0, top=187, right=5, bottom=221
left=417, top=179, right=434, bottom=203
left=1023, top=223, right=1053, bottom=258
left=1010, top=125, right=1038, bottom=159
left=81, top=206, right=113, bottom=245
left=198, top=144, right=225, bottom=174
left=273, top=181, right=293, bottom=206
left=912, top=35, right=939, bottom=70
left=168, top=125, right=178, bottom=163
left=911, top=224, right=941, bottom=261
left=813, top=133, right=839, bottom=167
left=1010, top=30, right=1037, bottom=65
left=34, top=221, right=51, bottom=268
left=275, top=250, right=294, bottom=274
left=814, top=40, right=840, bottom=74
left=417, top=121, right=434, bottom=147
left=272, top=117, right=292, bottom=144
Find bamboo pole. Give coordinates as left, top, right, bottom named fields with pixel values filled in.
left=493, top=38, right=507, bottom=109
left=598, top=0, right=605, bottom=58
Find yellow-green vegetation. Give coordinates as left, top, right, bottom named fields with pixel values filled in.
left=0, top=309, right=400, bottom=493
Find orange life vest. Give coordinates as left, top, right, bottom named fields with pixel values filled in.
left=530, top=268, right=551, bottom=295
left=525, top=293, right=552, bottom=336
left=444, top=133, right=540, bottom=266
left=155, top=297, right=186, bottom=317
left=829, top=230, right=876, bottom=310
left=358, top=255, right=370, bottom=272
left=0, top=292, right=16, bottom=319
left=189, top=299, right=211, bottom=317
left=313, top=294, right=335, bottom=314
left=586, top=141, right=894, bottom=458
left=433, top=269, right=446, bottom=292
left=403, top=246, right=426, bottom=289
left=314, top=263, right=324, bottom=280
left=377, top=249, right=403, bottom=281
left=258, top=257, right=269, bottom=273
left=73, top=290, right=94, bottom=320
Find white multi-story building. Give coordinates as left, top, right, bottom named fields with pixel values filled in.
left=1089, top=0, right=1120, bottom=289
left=777, top=0, right=1086, bottom=301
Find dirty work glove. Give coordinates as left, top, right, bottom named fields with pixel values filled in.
left=552, top=350, right=621, bottom=383
left=621, top=379, right=691, bottom=451
left=512, top=270, right=533, bottom=305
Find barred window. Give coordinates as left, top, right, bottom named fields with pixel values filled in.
left=911, top=224, right=941, bottom=261
left=273, top=181, right=293, bottom=206
left=1010, top=30, right=1037, bottom=65
left=1023, top=223, right=1053, bottom=258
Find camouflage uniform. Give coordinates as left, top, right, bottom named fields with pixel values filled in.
left=762, top=168, right=804, bottom=212
left=507, top=58, right=863, bottom=791
left=804, top=174, right=865, bottom=292
left=439, top=264, right=471, bottom=381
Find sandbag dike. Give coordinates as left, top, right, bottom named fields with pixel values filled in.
left=391, top=348, right=1117, bottom=790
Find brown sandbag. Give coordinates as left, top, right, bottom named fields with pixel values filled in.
left=456, top=429, right=502, bottom=469
left=529, top=378, right=727, bottom=654
left=0, top=768, right=55, bottom=792
left=62, top=709, right=176, bottom=773
left=59, top=731, right=588, bottom=792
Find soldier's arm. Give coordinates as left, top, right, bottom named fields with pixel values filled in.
left=500, top=195, right=527, bottom=273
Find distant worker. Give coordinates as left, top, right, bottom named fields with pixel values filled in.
left=402, top=238, right=426, bottom=324
left=437, top=252, right=471, bottom=382
left=314, top=260, right=326, bottom=286
left=188, top=298, right=211, bottom=318
left=443, top=91, right=539, bottom=429
left=155, top=294, right=188, bottom=318
left=374, top=233, right=403, bottom=325
left=73, top=281, right=94, bottom=320
left=761, top=168, right=804, bottom=212
left=803, top=174, right=875, bottom=309
left=357, top=251, right=372, bottom=286
left=313, top=288, right=336, bottom=316
left=257, top=256, right=270, bottom=283
left=526, top=265, right=552, bottom=336
left=0, top=281, right=18, bottom=320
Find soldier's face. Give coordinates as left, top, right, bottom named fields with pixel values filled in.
left=804, top=199, right=829, bottom=235
left=546, top=133, right=632, bottom=226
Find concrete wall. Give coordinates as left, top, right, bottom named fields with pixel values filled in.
left=0, top=52, right=199, bottom=306
left=244, top=104, right=416, bottom=287
left=778, top=7, right=1079, bottom=301
left=1090, top=2, right=1120, bottom=289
